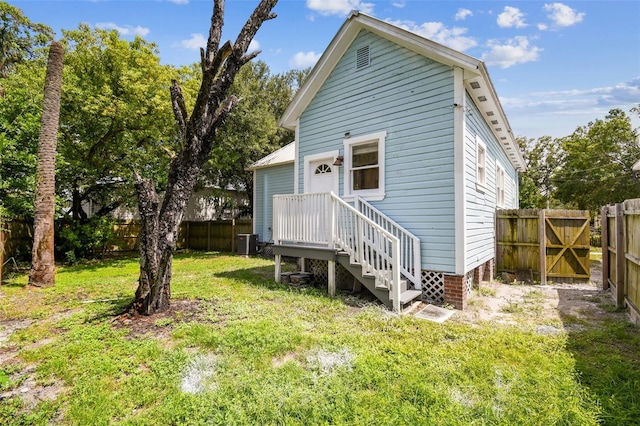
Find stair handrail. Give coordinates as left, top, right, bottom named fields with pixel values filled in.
left=273, top=192, right=402, bottom=312
left=330, top=192, right=401, bottom=312
left=355, top=196, right=422, bottom=289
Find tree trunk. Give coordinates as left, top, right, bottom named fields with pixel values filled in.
left=133, top=0, right=278, bottom=315
left=29, top=41, right=64, bottom=288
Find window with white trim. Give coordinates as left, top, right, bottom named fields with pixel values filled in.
left=476, top=136, right=487, bottom=188
left=343, top=131, right=386, bottom=200
left=496, top=163, right=505, bottom=207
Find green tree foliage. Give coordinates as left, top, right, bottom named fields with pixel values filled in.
left=202, top=62, right=309, bottom=213
left=0, top=1, right=53, bottom=78
left=58, top=25, right=180, bottom=219
left=553, top=107, right=640, bottom=211
left=517, top=135, right=559, bottom=209
left=0, top=59, right=46, bottom=217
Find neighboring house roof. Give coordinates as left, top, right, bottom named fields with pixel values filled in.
left=246, top=142, right=295, bottom=171
left=279, top=11, right=526, bottom=171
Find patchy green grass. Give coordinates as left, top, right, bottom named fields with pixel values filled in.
left=0, top=251, right=638, bottom=425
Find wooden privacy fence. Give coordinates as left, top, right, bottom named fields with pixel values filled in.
left=496, top=209, right=591, bottom=283
left=1, top=219, right=252, bottom=261
left=602, top=199, right=640, bottom=323
left=109, top=219, right=253, bottom=253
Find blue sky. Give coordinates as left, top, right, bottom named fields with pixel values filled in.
left=11, top=0, right=640, bottom=139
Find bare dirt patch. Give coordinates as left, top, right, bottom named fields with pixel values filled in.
left=110, top=298, right=211, bottom=340
left=453, top=260, right=626, bottom=329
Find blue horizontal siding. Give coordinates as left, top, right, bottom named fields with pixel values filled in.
left=254, top=164, right=294, bottom=242
left=298, top=29, right=456, bottom=273
left=464, top=92, right=519, bottom=272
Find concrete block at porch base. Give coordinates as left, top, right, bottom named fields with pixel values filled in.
left=280, top=272, right=296, bottom=284
left=443, top=274, right=467, bottom=310
left=289, top=272, right=314, bottom=286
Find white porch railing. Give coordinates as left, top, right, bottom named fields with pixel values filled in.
left=355, top=197, right=422, bottom=289
left=273, top=192, right=402, bottom=312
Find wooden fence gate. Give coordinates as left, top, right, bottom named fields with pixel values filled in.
left=496, top=209, right=590, bottom=284
left=602, top=199, right=640, bottom=323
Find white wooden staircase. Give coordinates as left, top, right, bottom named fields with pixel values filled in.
left=273, top=192, right=422, bottom=312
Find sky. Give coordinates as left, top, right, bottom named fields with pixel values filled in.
left=10, top=0, right=640, bottom=139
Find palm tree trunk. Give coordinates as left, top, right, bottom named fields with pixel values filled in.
left=29, top=41, right=64, bottom=287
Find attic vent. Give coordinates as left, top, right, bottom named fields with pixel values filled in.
left=356, top=45, right=370, bottom=70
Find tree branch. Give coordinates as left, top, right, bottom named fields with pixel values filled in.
left=170, top=79, right=187, bottom=137
left=204, top=0, right=225, bottom=67
left=239, top=49, right=262, bottom=67
left=232, top=0, right=277, bottom=59
left=208, top=40, right=232, bottom=76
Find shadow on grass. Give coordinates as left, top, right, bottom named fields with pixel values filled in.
left=556, top=286, right=640, bottom=425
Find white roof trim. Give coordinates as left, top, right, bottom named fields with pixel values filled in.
left=246, top=142, right=295, bottom=171
left=633, top=159, right=640, bottom=172
left=279, top=11, right=526, bottom=171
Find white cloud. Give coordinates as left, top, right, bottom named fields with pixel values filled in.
left=306, top=0, right=374, bottom=17
left=95, top=22, right=150, bottom=37
left=455, top=8, right=473, bottom=21
left=249, top=39, right=260, bottom=53
left=289, top=51, right=322, bottom=69
left=543, top=3, right=585, bottom=27
left=386, top=19, right=477, bottom=52
left=167, top=0, right=189, bottom=4
left=392, top=1, right=405, bottom=8
left=537, top=23, right=548, bottom=31
left=532, top=77, right=640, bottom=106
left=482, top=36, right=542, bottom=68
left=497, top=6, right=527, bottom=28
left=179, top=33, right=206, bottom=50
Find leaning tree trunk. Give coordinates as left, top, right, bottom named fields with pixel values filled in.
left=133, top=0, right=278, bottom=315
left=29, top=41, right=64, bottom=288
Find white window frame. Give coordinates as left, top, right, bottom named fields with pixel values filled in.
left=476, top=135, right=487, bottom=191
left=496, top=162, right=505, bottom=208
left=343, top=131, right=386, bottom=201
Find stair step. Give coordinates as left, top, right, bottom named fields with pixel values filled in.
left=375, top=278, right=408, bottom=291
left=391, top=289, right=422, bottom=304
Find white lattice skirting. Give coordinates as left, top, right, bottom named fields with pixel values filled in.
left=421, top=270, right=444, bottom=304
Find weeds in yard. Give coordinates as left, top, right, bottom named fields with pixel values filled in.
left=0, top=252, right=637, bottom=425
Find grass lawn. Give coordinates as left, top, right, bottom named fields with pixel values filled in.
left=1, top=252, right=639, bottom=425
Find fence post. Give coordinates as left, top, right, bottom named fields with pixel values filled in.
left=601, top=205, right=609, bottom=290
left=207, top=221, right=211, bottom=251
left=538, top=209, right=547, bottom=284
left=615, top=203, right=625, bottom=308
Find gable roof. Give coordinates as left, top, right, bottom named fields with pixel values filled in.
left=280, top=11, right=526, bottom=171
left=246, top=142, right=295, bottom=171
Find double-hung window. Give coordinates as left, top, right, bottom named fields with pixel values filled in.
left=496, top=163, right=505, bottom=207
left=343, top=131, right=386, bottom=200
left=476, top=136, right=487, bottom=190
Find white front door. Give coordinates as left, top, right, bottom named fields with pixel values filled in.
left=305, top=152, right=339, bottom=194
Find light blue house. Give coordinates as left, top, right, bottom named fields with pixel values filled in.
left=249, top=12, right=525, bottom=311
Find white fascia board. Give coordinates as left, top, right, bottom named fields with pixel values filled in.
left=246, top=160, right=294, bottom=172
